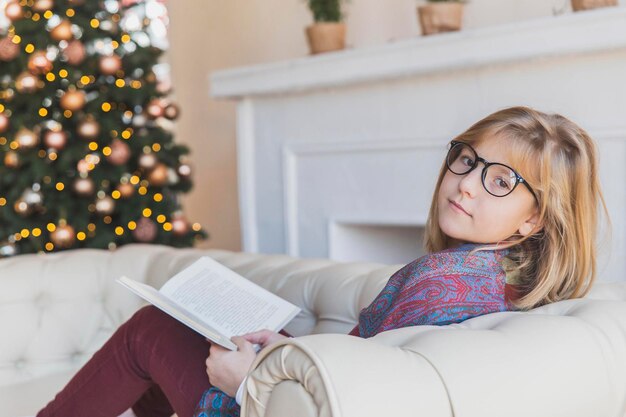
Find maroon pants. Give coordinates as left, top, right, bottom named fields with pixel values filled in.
left=37, top=305, right=213, bottom=417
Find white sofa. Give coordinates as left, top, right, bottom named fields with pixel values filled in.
left=1, top=244, right=625, bottom=417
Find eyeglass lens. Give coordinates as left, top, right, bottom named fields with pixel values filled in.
left=446, top=142, right=518, bottom=197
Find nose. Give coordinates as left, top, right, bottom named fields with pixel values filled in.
left=458, top=165, right=483, bottom=198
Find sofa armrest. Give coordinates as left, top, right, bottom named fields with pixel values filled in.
left=243, top=333, right=452, bottom=417
left=242, top=298, right=626, bottom=417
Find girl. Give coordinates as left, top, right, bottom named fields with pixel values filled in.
left=36, top=106, right=607, bottom=417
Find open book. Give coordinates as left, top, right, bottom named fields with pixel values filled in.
left=117, top=256, right=301, bottom=351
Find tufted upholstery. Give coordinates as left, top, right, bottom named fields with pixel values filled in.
left=1, top=244, right=625, bottom=417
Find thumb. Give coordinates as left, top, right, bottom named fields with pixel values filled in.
left=231, top=335, right=254, bottom=353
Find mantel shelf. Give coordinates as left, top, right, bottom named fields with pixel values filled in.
left=210, top=6, right=626, bottom=99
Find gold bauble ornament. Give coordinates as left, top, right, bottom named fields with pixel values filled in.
left=116, top=182, right=135, bottom=198
left=50, top=223, right=76, bottom=248
left=32, top=0, right=54, bottom=13
left=50, top=19, right=73, bottom=42
left=60, top=89, right=86, bottom=111
left=106, top=139, right=131, bottom=165
left=77, top=117, right=100, bottom=140
left=95, top=196, right=115, bottom=215
left=43, top=130, right=68, bottom=149
left=4, top=1, right=23, bottom=21
left=171, top=214, right=190, bottom=236
left=15, top=72, right=39, bottom=93
left=163, top=103, right=180, bottom=120
left=4, top=151, right=19, bottom=168
left=15, top=127, right=39, bottom=149
left=0, top=113, right=10, bottom=133
left=138, top=153, right=158, bottom=170
left=0, top=36, right=20, bottom=61
left=63, top=40, right=86, bottom=66
left=145, top=99, right=165, bottom=119
left=132, top=217, right=157, bottom=242
left=98, top=55, right=122, bottom=76
left=73, top=177, right=95, bottom=196
left=147, top=163, right=168, bottom=186
left=28, top=51, right=53, bottom=75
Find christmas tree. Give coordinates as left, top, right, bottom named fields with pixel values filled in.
left=0, top=0, right=206, bottom=256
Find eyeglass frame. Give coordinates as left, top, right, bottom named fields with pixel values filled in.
left=446, top=141, right=538, bottom=202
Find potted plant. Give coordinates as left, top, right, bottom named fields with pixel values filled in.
left=571, top=0, right=618, bottom=11
left=305, top=0, right=347, bottom=54
left=417, top=0, right=465, bottom=36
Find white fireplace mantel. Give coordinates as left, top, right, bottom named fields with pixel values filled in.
left=212, top=7, right=626, bottom=98
left=210, top=7, right=626, bottom=283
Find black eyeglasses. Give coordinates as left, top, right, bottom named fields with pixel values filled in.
left=446, top=141, right=538, bottom=201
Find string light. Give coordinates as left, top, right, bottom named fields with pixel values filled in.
left=38, top=108, right=48, bottom=117
left=43, top=10, right=52, bottom=19
left=156, top=214, right=166, bottom=223
left=90, top=19, right=100, bottom=28
left=59, top=69, right=68, bottom=78
left=153, top=193, right=163, bottom=202
left=55, top=182, right=65, bottom=191
left=121, top=129, right=132, bottom=139
left=151, top=144, right=161, bottom=152
left=32, top=228, right=42, bottom=237
left=48, top=152, right=57, bottom=161
left=47, top=223, right=56, bottom=232
left=111, top=40, right=119, bottom=49
left=31, top=13, right=40, bottom=21
left=163, top=222, right=172, bottom=232
left=77, top=232, right=86, bottom=240
left=111, top=190, right=121, bottom=199
left=138, top=186, right=147, bottom=195
left=11, top=35, right=21, bottom=44
left=63, top=110, right=72, bottom=118
left=127, top=221, right=136, bottom=230
left=80, top=75, right=90, bottom=85
left=130, top=175, right=140, bottom=185
left=46, top=73, right=56, bottom=82
left=0, top=138, right=6, bottom=146
left=0, top=198, right=5, bottom=206
left=121, top=34, right=131, bottom=43
left=45, top=242, right=54, bottom=251
left=115, top=79, right=125, bottom=88
left=192, top=223, right=202, bottom=232
left=87, top=223, right=96, bottom=232
left=20, top=229, right=30, bottom=238
left=66, top=9, right=75, bottom=17
left=101, top=102, right=111, bottom=112
left=142, top=208, right=152, bottom=217
left=0, top=104, right=4, bottom=112
left=115, top=226, right=124, bottom=235
left=103, top=216, right=112, bottom=224
left=88, top=142, right=98, bottom=151
left=102, top=146, right=111, bottom=156
left=9, top=142, right=18, bottom=150
left=25, top=44, right=34, bottom=53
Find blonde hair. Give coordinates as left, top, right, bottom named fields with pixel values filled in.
left=425, top=106, right=608, bottom=310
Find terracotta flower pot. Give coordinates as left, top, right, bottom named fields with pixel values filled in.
left=305, top=22, right=346, bottom=55
left=417, top=2, right=464, bottom=36
left=571, top=0, right=618, bottom=11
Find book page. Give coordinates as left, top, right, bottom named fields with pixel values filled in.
left=117, top=276, right=237, bottom=350
left=160, top=257, right=300, bottom=338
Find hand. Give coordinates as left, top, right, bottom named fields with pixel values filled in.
left=205, top=336, right=257, bottom=397
left=241, top=329, right=288, bottom=349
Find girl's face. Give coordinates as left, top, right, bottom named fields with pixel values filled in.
left=437, top=135, right=539, bottom=245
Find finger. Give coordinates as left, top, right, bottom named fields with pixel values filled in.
left=231, top=336, right=254, bottom=352
left=242, top=329, right=272, bottom=344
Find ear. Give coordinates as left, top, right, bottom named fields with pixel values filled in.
left=518, top=211, right=542, bottom=237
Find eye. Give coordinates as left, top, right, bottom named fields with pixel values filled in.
left=493, top=177, right=511, bottom=190
left=460, top=155, right=474, bottom=167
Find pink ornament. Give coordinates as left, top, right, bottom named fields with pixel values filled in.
left=132, top=217, right=157, bottom=242
left=106, top=139, right=131, bottom=165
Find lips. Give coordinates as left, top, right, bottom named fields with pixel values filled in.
left=449, top=200, right=471, bottom=216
